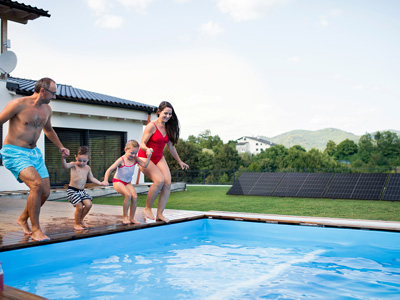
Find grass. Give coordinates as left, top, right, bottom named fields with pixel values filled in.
left=93, top=186, right=400, bottom=222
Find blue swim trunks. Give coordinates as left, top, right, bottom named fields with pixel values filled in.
left=0, top=144, right=49, bottom=183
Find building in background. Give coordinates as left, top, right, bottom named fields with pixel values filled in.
left=236, top=136, right=276, bottom=155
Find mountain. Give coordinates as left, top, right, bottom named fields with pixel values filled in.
left=260, top=128, right=400, bottom=151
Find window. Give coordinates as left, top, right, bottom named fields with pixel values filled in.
left=45, top=128, right=126, bottom=187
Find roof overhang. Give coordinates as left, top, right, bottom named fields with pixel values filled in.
left=0, top=0, right=50, bottom=24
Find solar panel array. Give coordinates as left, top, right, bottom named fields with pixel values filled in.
left=248, top=173, right=285, bottom=196
left=382, top=174, right=400, bottom=201
left=272, top=173, right=308, bottom=197
left=324, top=173, right=362, bottom=199
left=228, top=172, right=399, bottom=201
left=351, top=173, right=388, bottom=200
left=227, top=172, right=262, bottom=195
left=296, top=173, right=333, bottom=198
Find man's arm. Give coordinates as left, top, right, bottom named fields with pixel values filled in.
left=43, top=109, right=70, bottom=157
left=0, top=99, right=23, bottom=125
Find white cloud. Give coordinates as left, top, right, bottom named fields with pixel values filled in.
left=200, top=21, right=225, bottom=37
left=95, top=14, right=124, bottom=29
left=331, top=9, right=342, bottom=17
left=86, top=0, right=113, bottom=15
left=216, top=0, right=287, bottom=22
left=319, top=16, right=329, bottom=27
left=116, top=0, right=153, bottom=14
left=287, top=56, right=301, bottom=64
left=353, top=84, right=365, bottom=90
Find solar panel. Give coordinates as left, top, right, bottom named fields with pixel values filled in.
left=350, top=173, right=388, bottom=200
left=382, top=174, right=400, bottom=201
left=296, top=173, right=334, bottom=198
left=323, top=173, right=361, bottom=199
left=248, top=172, right=285, bottom=196
left=226, top=172, right=262, bottom=195
left=272, top=173, right=309, bottom=197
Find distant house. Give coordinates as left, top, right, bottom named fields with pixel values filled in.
left=236, top=136, right=276, bottom=155
left=0, top=77, right=157, bottom=191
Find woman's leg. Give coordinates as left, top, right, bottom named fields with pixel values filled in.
left=113, top=181, right=132, bottom=224
left=138, top=160, right=165, bottom=220
left=155, top=158, right=171, bottom=222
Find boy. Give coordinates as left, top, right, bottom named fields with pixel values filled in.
left=62, top=146, right=106, bottom=230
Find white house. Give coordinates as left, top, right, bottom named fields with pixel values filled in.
left=0, top=77, right=157, bottom=191
left=0, top=1, right=158, bottom=191
left=236, top=136, right=276, bottom=155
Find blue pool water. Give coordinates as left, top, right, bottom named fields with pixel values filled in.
left=1, top=219, right=400, bottom=299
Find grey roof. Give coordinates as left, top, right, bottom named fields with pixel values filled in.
left=0, top=0, right=50, bottom=23
left=238, top=136, right=276, bottom=146
left=7, top=77, right=157, bottom=113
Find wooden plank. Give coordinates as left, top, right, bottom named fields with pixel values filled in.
left=0, top=285, right=49, bottom=300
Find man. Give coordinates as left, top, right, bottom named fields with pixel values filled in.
left=0, top=77, right=69, bottom=241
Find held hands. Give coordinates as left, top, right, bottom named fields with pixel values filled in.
left=146, top=148, right=153, bottom=157
left=60, top=148, right=70, bottom=158
left=101, top=180, right=109, bottom=186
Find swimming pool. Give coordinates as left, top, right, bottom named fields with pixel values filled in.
left=1, top=218, right=400, bottom=299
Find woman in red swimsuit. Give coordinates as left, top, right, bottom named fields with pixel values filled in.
left=137, top=101, right=189, bottom=222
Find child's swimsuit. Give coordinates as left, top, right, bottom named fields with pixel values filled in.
left=113, top=157, right=137, bottom=184
left=67, top=186, right=92, bottom=206
left=138, top=122, right=169, bottom=165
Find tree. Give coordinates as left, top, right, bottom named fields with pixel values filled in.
left=164, top=139, right=201, bottom=170
left=324, top=140, right=337, bottom=157
left=357, top=134, right=375, bottom=163
left=335, top=139, right=358, bottom=161
left=374, top=131, right=400, bottom=160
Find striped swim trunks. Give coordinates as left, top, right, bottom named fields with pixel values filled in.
left=67, top=186, right=92, bottom=206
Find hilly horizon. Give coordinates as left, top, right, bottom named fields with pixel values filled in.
left=260, top=128, right=400, bottom=151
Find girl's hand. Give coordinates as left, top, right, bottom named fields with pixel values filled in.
left=102, top=180, right=109, bottom=186
left=179, top=161, right=189, bottom=170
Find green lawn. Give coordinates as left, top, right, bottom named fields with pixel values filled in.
left=93, top=185, right=400, bottom=222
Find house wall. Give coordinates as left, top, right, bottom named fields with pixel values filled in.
left=236, top=137, right=272, bottom=155
left=0, top=80, right=155, bottom=191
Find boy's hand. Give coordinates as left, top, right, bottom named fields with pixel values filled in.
left=102, top=180, right=109, bottom=186
left=60, top=148, right=70, bottom=158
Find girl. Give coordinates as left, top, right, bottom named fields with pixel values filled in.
left=137, top=101, right=189, bottom=223
left=103, top=140, right=152, bottom=224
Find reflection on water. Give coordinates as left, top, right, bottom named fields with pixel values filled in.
left=14, top=235, right=400, bottom=300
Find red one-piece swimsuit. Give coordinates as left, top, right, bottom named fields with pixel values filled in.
left=138, top=122, right=169, bottom=164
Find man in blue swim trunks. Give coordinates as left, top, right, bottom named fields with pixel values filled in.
left=0, top=77, right=69, bottom=241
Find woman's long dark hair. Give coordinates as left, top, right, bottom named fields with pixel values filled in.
left=158, top=101, right=180, bottom=145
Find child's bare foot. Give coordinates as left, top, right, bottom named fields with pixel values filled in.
left=130, top=219, right=141, bottom=225
left=31, top=229, right=50, bottom=241
left=122, top=217, right=131, bottom=225
left=156, top=214, right=170, bottom=223
left=74, top=224, right=86, bottom=231
left=16, top=217, right=32, bottom=235
left=81, top=221, right=89, bottom=228
left=143, top=208, right=155, bottom=220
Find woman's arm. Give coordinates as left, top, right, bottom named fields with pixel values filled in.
left=139, top=123, right=156, bottom=156
left=167, top=141, right=189, bottom=170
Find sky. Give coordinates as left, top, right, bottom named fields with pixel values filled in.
left=4, top=0, right=400, bottom=142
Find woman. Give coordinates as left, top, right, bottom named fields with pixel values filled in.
left=137, top=101, right=189, bottom=222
